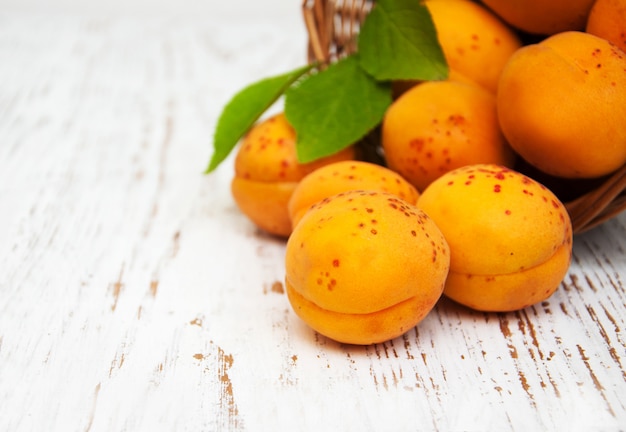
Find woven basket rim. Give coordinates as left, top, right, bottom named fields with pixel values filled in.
left=301, top=0, right=626, bottom=234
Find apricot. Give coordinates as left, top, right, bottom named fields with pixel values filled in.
left=496, top=31, right=626, bottom=179
left=417, top=164, right=573, bottom=312
left=288, top=160, right=419, bottom=229
left=586, top=0, right=626, bottom=53
left=285, top=190, right=450, bottom=345
left=382, top=79, right=515, bottom=192
left=392, top=69, right=476, bottom=99
left=231, top=113, right=355, bottom=237
left=424, top=0, right=522, bottom=93
left=480, top=0, right=595, bottom=35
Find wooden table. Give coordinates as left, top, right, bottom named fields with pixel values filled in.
left=1, top=5, right=625, bottom=431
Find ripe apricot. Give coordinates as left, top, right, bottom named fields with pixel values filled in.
left=496, top=31, right=626, bottom=179
left=392, top=69, right=476, bottom=99
left=285, top=190, right=450, bottom=345
left=231, top=113, right=355, bottom=237
left=479, top=0, right=595, bottom=35
left=424, top=0, right=522, bottom=93
left=382, top=79, right=515, bottom=192
left=586, top=0, right=626, bottom=53
left=288, top=160, right=419, bottom=229
left=417, top=164, right=573, bottom=312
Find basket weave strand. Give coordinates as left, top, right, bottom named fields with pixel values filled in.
left=565, top=163, right=626, bottom=233
left=301, top=0, right=626, bottom=234
left=303, top=0, right=373, bottom=64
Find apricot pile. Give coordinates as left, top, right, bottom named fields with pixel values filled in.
left=386, top=0, right=626, bottom=187
left=223, top=0, right=625, bottom=345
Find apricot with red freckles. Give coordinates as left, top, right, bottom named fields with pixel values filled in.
left=393, top=0, right=522, bottom=97
left=231, top=113, right=355, bottom=237
left=496, top=31, right=626, bottom=179
left=285, top=190, right=450, bottom=345
left=417, top=164, right=573, bottom=312
left=288, top=160, right=419, bottom=229
left=382, top=79, right=515, bottom=192
left=424, top=0, right=522, bottom=93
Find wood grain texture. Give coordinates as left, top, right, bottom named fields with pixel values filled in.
left=0, top=8, right=624, bottom=432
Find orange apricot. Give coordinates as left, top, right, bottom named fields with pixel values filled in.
left=288, top=160, right=419, bottom=229
left=285, top=190, right=450, bottom=345
left=424, top=0, right=522, bottom=93
left=392, top=69, right=476, bottom=99
left=496, top=31, right=626, bottom=179
left=231, top=113, right=355, bottom=237
left=417, top=164, right=573, bottom=312
left=444, top=243, right=572, bottom=312
left=382, top=79, right=515, bottom=192
left=479, top=0, right=595, bottom=35
left=586, top=0, right=626, bottom=53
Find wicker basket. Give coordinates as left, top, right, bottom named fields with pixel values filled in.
left=302, top=0, right=626, bottom=234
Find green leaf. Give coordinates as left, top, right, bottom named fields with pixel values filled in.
left=358, top=0, right=448, bottom=81
left=285, top=55, right=392, bottom=163
left=205, top=64, right=315, bottom=173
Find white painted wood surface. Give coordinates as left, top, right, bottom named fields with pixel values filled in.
left=0, top=5, right=625, bottom=432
